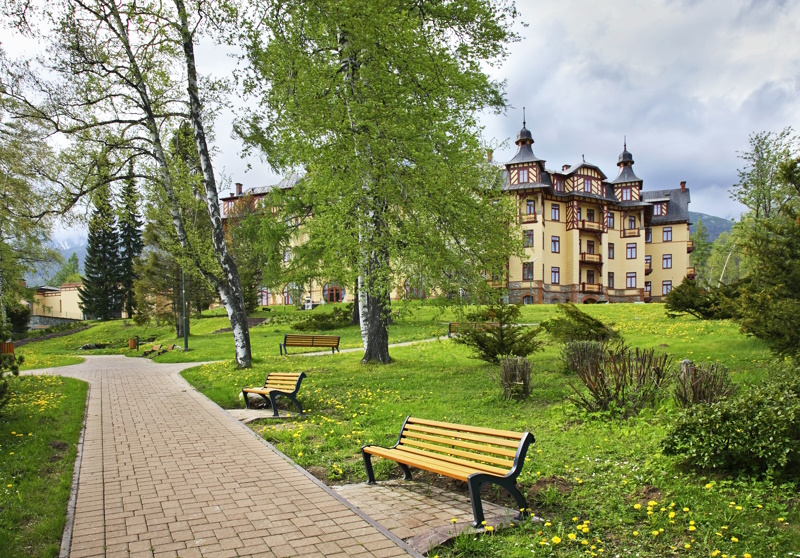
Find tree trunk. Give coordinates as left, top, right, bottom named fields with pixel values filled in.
left=175, top=0, right=251, bottom=367
left=359, top=233, right=391, bottom=364
left=350, top=288, right=360, bottom=326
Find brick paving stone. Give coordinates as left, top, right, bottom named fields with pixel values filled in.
left=34, top=356, right=418, bottom=558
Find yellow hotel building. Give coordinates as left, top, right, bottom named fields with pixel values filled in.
left=502, top=120, right=694, bottom=304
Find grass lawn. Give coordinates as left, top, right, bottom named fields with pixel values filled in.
left=12, top=301, right=800, bottom=557
left=0, top=374, right=88, bottom=558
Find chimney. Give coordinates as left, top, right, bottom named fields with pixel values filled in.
left=680, top=181, right=686, bottom=193
left=235, top=182, right=243, bottom=196
left=487, top=149, right=493, bottom=163
left=562, top=164, right=570, bottom=172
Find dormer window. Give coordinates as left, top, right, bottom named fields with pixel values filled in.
left=584, top=178, right=592, bottom=193
left=653, top=203, right=667, bottom=216
left=519, top=168, right=529, bottom=184
left=554, top=178, right=564, bottom=192
left=620, top=187, right=632, bottom=201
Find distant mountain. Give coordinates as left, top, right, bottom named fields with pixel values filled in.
left=25, top=239, right=87, bottom=287
left=688, top=211, right=735, bottom=242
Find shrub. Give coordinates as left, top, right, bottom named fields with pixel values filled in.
left=541, top=303, right=617, bottom=344
left=662, top=372, right=800, bottom=476
left=495, top=356, right=532, bottom=400
left=6, top=303, right=31, bottom=339
left=561, top=340, right=605, bottom=376
left=451, top=303, right=542, bottom=364
left=568, top=343, right=673, bottom=418
left=291, top=305, right=352, bottom=332
left=673, top=359, right=738, bottom=408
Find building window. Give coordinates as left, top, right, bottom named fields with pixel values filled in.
left=587, top=209, right=595, bottom=222
left=645, top=281, right=651, bottom=293
left=626, top=243, right=637, bottom=259
left=653, top=203, right=664, bottom=216
left=523, top=230, right=534, bottom=248
left=586, top=270, right=595, bottom=284
left=555, top=179, right=564, bottom=192
left=586, top=240, right=595, bottom=254
left=628, top=216, right=636, bottom=229
left=522, top=262, right=534, bottom=281
left=519, top=168, right=529, bottom=183
left=608, top=272, right=615, bottom=289
left=645, top=228, right=652, bottom=243
left=621, top=187, right=632, bottom=201
left=551, top=236, right=560, bottom=253
left=663, top=227, right=672, bottom=242
left=525, top=199, right=535, bottom=215
left=662, top=280, right=673, bottom=295
left=283, top=284, right=296, bottom=305
left=663, top=254, right=672, bottom=269
left=522, top=295, right=534, bottom=305
left=258, top=288, right=271, bottom=306
left=283, top=248, right=292, bottom=262
left=645, top=255, right=651, bottom=268
left=323, top=283, right=344, bottom=303
left=577, top=207, right=582, bottom=221
left=584, top=178, right=592, bottom=193
left=551, top=203, right=560, bottom=221
left=607, top=212, right=615, bottom=229
left=626, top=272, right=637, bottom=289
left=608, top=243, right=615, bottom=260
left=551, top=267, right=560, bottom=285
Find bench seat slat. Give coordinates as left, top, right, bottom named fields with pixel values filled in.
left=408, top=417, right=524, bottom=441
left=364, top=446, right=491, bottom=481
left=395, top=445, right=510, bottom=476
left=400, top=438, right=515, bottom=468
left=401, top=431, right=519, bottom=458
left=404, top=423, right=522, bottom=449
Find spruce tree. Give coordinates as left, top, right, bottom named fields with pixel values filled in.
left=79, top=185, right=122, bottom=320
left=118, top=164, right=144, bottom=317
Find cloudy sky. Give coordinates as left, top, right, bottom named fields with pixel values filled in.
left=206, top=0, right=800, bottom=221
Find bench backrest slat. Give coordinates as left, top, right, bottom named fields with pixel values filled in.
left=283, top=334, right=340, bottom=347
left=263, top=372, right=304, bottom=392
left=409, top=417, right=524, bottom=441
left=401, top=431, right=518, bottom=459
left=401, top=438, right=515, bottom=468
left=404, top=423, right=523, bottom=449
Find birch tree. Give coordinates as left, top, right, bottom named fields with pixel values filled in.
left=1, top=0, right=253, bottom=366
left=237, top=0, right=520, bottom=363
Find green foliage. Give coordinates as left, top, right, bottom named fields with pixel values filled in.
left=673, top=360, right=738, bottom=408
left=48, top=252, right=82, bottom=286
left=561, top=339, right=605, bottom=375
left=663, top=371, right=800, bottom=477
left=542, top=302, right=618, bottom=343
left=664, top=277, right=735, bottom=320
left=5, top=303, right=30, bottom=338
left=689, top=218, right=713, bottom=281
left=452, top=303, right=542, bottom=364
left=79, top=182, right=122, bottom=320
left=118, top=163, right=144, bottom=317
left=291, top=305, right=353, bottom=332
left=0, top=324, right=21, bottom=414
left=568, top=343, right=673, bottom=418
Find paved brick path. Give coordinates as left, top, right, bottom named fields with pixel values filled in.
left=42, top=356, right=417, bottom=558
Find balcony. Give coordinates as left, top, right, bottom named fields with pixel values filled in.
left=577, top=219, right=603, bottom=232
left=644, top=261, right=653, bottom=275
left=580, top=252, right=602, bottom=264
left=621, top=228, right=640, bottom=238
left=580, top=282, right=603, bottom=294
left=686, top=267, right=696, bottom=280
left=687, top=240, right=694, bottom=253
left=520, top=213, right=537, bottom=224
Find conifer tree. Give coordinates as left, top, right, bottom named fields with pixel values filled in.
left=79, top=184, right=122, bottom=320
left=118, top=164, right=144, bottom=317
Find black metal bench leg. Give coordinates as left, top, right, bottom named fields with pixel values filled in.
left=288, top=394, right=303, bottom=414
left=504, top=482, right=530, bottom=519
left=268, top=393, right=280, bottom=417
left=398, top=463, right=413, bottom=481
left=362, top=450, right=376, bottom=484
left=242, top=391, right=250, bottom=409
left=467, top=476, right=487, bottom=527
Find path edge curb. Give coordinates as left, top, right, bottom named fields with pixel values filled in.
left=59, top=382, right=91, bottom=558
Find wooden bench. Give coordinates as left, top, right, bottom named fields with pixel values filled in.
left=279, top=334, right=340, bottom=355
left=241, top=372, right=306, bottom=416
left=361, top=416, right=534, bottom=527
left=448, top=322, right=499, bottom=337
left=140, top=344, right=161, bottom=357
left=157, top=344, right=179, bottom=355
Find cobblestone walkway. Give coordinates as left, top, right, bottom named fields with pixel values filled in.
left=41, top=356, right=417, bottom=558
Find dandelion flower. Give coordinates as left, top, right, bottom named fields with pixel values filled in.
left=634, top=504, right=641, bottom=510
left=731, top=537, right=738, bottom=542
left=568, top=533, right=576, bottom=540
left=551, top=536, right=561, bottom=544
